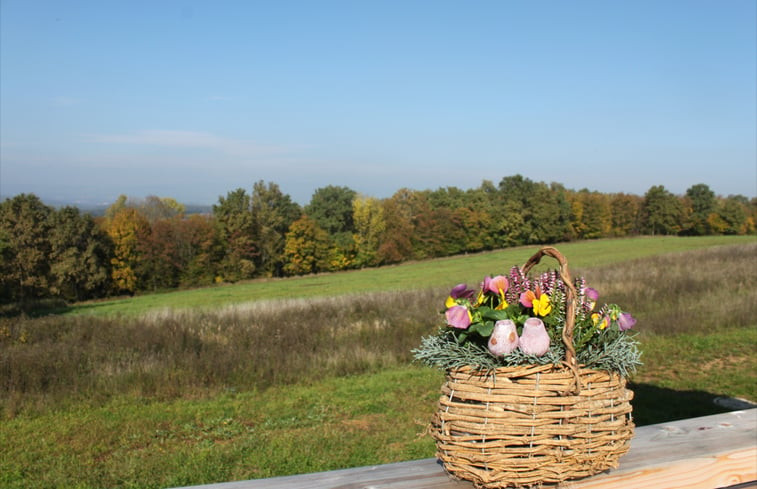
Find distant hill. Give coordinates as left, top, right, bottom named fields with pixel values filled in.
left=0, top=195, right=213, bottom=217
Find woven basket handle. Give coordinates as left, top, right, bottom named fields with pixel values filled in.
left=521, top=246, right=578, bottom=369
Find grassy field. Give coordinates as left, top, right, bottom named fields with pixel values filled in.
left=67, top=235, right=755, bottom=316
left=1, top=236, right=756, bottom=489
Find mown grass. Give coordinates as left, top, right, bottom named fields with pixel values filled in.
left=66, top=235, right=754, bottom=316
left=1, top=238, right=756, bottom=489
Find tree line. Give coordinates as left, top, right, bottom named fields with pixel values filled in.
left=1, top=176, right=754, bottom=305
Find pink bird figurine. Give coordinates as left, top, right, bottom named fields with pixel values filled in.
left=518, top=317, right=550, bottom=356
left=488, top=320, right=519, bottom=356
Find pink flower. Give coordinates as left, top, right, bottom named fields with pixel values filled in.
left=487, top=275, right=509, bottom=296
left=445, top=305, right=472, bottom=329
left=618, top=312, right=636, bottom=331
left=584, top=287, right=599, bottom=302
left=518, top=317, right=551, bottom=356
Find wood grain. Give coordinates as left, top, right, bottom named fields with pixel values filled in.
left=172, top=408, right=757, bottom=489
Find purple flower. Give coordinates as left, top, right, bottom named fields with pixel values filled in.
left=618, top=312, right=636, bottom=331
left=445, top=306, right=472, bottom=329
left=445, top=283, right=475, bottom=308
left=450, top=283, right=474, bottom=299
left=584, top=287, right=599, bottom=302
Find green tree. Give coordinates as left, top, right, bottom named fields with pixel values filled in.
left=683, top=183, right=717, bottom=235
left=610, top=193, right=642, bottom=236
left=717, top=196, right=751, bottom=235
left=251, top=180, right=301, bottom=277
left=305, top=186, right=358, bottom=269
left=305, top=185, right=357, bottom=235
left=213, top=188, right=256, bottom=282
left=138, top=195, right=185, bottom=222
left=641, top=185, right=684, bottom=235
left=497, top=176, right=570, bottom=245
left=0, top=194, right=53, bottom=302
left=48, top=206, right=112, bottom=301
left=104, top=194, right=128, bottom=221
left=427, top=186, right=467, bottom=210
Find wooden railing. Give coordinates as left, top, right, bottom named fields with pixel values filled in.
left=174, top=408, right=756, bottom=489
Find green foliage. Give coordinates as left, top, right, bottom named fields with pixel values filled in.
left=683, top=183, right=717, bottom=235
left=3, top=173, right=755, bottom=306
left=642, top=185, right=685, bottom=235
left=609, top=193, right=642, bottom=236
left=305, top=185, right=357, bottom=235
left=497, top=176, right=571, bottom=245
left=251, top=180, right=301, bottom=277
left=213, top=188, right=256, bottom=282
left=48, top=207, right=111, bottom=301
left=0, top=194, right=53, bottom=302
left=0, top=195, right=113, bottom=304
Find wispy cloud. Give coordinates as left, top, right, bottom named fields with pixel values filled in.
left=86, top=130, right=286, bottom=158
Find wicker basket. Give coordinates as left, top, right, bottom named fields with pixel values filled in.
left=431, top=247, right=635, bottom=488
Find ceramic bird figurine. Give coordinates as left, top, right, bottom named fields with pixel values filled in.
left=518, top=317, right=550, bottom=356
left=487, top=319, right=519, bottom=356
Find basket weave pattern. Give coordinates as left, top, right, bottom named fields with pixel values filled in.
left=432, top=365, right=634, bottom=488
left=430, top=248, right=635, bottom=488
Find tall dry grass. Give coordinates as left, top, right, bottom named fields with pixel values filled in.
left=578, top=241, right=757, bottom=335
left=0, top=289, right=443, bottom=416
left=2, top=242, right=755, bottom=417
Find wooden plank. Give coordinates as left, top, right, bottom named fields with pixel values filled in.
left=173, top=408, right=757, bottom=489
left=565, top=408, right=757, bottom=489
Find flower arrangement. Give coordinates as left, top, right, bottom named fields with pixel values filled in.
left=414, top=259, right=642, bottom=375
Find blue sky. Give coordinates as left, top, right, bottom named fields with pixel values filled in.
left=1, top=0, right=755, bottom=206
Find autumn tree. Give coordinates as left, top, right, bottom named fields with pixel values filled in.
left=175, top=214, right=221, bottom=286
left=569, top=190, right=612, bottom=240
left=135, top=217, right=182, bottom=290
left=352, top=195, right=385, bottom=267
left=106, top=207, right=150, bottom=293
left=283, top=215, right=331, bottom=275
left=377, top=190, right=414, bottom=264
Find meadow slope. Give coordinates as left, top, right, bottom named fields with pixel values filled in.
left=1, top=236, right=755, bottom=489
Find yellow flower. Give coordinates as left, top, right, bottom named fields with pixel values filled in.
left=591, top=313, right=609, bottom=330
left=533, top=293, right=552, bottom=316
